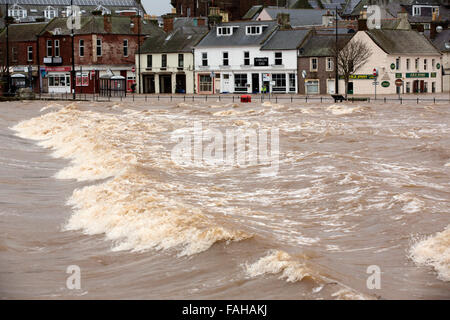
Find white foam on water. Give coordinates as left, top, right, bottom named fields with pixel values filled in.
left=409, top=225, right=450, bottom=282
left=12, top=104, right=252, bottom=256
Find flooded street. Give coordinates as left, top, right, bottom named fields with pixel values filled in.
left=0, top=98, right=449, bottom=299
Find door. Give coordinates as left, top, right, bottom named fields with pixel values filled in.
left=420, top=80, right=425, bottom=93
left=347, top=82, right=354, bottom=95
left=327, top=79, right=335, bottom=94
left=175, top=74, right=186, bottom=93
left=252, top=74, right=259, bottom=93
left=144, top=75, right=155, bottom=94
left=413, top=80, right=419, bottom=93
left=222, top=74, right=232, bottom=93
left=159, top=75, right=172, bottom=94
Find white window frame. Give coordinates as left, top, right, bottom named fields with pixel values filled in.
left=326, top=57, right=333, bottom=71
left=123, top=39, right=129, bottom=57
left=79, top=39, right=85, bottom=57
left=96, top=39, right=102, bottom=57
left=222, top=52, right=229, bottom=66
left=27, top=46, right=33, bottom=62
left=246, top=25, right=262, bottom=35
left=46, top=40, right=52, bottom=57
left=310, top=58, right=318, bottom=71
left=413, top=6, right=421, bottom=16
left=44, top=6, right=57, bottom=19
left=54, top=40, right=60, bottom=57
left=217, top=27, right=233, bottom=36
left=275, top=52, right=283, bottom=66
left=202, top=52, right=208, bottom=67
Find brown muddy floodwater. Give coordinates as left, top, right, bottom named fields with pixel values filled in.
left=0, top=98, right=449, bottom=300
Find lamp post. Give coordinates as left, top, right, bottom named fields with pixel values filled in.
left=71, top=0, right=76, bottom=100
left=334, top=6, right=339, bottom=95
left=137, top=9, right=142, bottom=94
left=5, top=0, right=11, bottom=92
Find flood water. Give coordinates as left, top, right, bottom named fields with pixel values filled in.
left=0, top=99, right=449, bottom=300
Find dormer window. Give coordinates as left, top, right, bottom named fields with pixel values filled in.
left=8, top=4, right=27, bottom=19
left=217, top=26, right=233, bottom=36
left=246, top=25, right=262, bottom=35
left=44, top=6, right=58, bottom=19
left=94, top=5, right=111, bottom=15
left=412, top=6, right=421, bottom=16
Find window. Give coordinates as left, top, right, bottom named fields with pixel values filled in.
left=79, top=39, right=84, bottom=57
left=289, top=74, right=296, bottom=92
left=123, top=39, right=128, bottom=57
left=27, top=46, right=33, bottom=62
left=199, top=75, right=212, bottom=92
left=48, top=75, right=70, bottom=87
left=326, top=57, right=333, bottom=71
left=272, top=74, right=286, bottom=92
left=424, top=59, right=427, bottom=70
left=76, top=72, right=89, bottom=87
left=424, top=81, right=428, bottom=93
left=202, top=52, right=208, bottom=67
left=244, top=52, right=250, bottom=66
left=406, top=58, right=410, bottom=70
left=305, top=80, right=319, bottom=94
left=275, top=52, right=283, bottom=66
left=217, top=27, right=233, bottom=36
left=396, top=57, right=400, bottom=70
left=223, top=52, right=229, bottom=66
left=178, top=54, right=184, bottom=68
left=432, top=82, right=436, bottom=93
left=415, top=58, right=419, bottom=70
left=96, top=39, right=102, bottom=57
left=54, top=40, right=60, bottom=57
left=413, top=6, right=421, bottom=16
left=406, top=82, right=410, bottom=93
left=8, top=5, right=27, bottom=19
left=12, top=47, right=17, bottom=62
left=234, top=74, right=248, bottom=92
left=432, top=59, right=435, bottom=70
left=147, top=55, right=152, bottom=68
left=246, top=25, right=262, bottom=35
left=44, top=6, right=57, bottom=19
left=432, top=7, right=439, bottom=16
left=47, top=40, right=52, bottom=57
left=161, top=54, right=167, bottom=69
left=311, top=58, right=318, bottom=71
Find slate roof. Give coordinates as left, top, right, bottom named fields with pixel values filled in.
left=0, top=22, right=48, bottom=41
left=141, top=18, right=208, bottom=54
left=37, top=15, right=164, bottom=36
left=257, top=7, right=341, bottom=27
left=261, top=29, right=311, bottom=50
left=298, top=33, right=353, bottom=56
left=432, top=28, right=450, bottom=53
left=365, top=29, right=441, bottom=55
left=195, top=21, right=278, bottom=48
left=242, top=5, right=264, bottom=20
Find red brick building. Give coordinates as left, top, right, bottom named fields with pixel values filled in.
left=36, top=15, right=164, bottom=94
left=170, top=0, right=287, bottom=20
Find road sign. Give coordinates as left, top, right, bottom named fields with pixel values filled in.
left=373, top=68, right=378, bottom=76
left=372, top=81, right=379, bottom=85
left=263, top=74, right=270, bottom=81
left=132, top=67, right=136, bottom=73
left=395, top=79, right=403, bottom=87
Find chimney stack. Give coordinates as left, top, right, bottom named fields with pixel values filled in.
left=162, top=14, right=176, bottom=33
left=131, top=15, right=140, bottom=34
left=322, top=10, right=334, bottom=27
left=277, top=13, right=291, bottom=30
left=104, top=15, right=112, bottom=33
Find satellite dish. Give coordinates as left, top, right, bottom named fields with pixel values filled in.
left=436, top=26, right=443, bottom=33
left=302, top=70, right=307, bottom=79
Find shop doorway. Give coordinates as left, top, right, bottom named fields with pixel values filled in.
left=252, top=74, right=259, bottom=93
left=159, top=75, right=172, bottom=94
left=143, top=75, right=155, bottom=94
left=175, top=74, right=186, bottom=93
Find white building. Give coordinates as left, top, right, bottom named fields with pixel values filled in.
left=194, top=21, right=310, bottom=94
left=339, top=29, right=443, bottom=95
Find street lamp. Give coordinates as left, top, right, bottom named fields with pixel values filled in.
left=5, top=0, right=11, bottom=93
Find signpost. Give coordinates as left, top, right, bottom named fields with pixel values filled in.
left=395, top=79, right=403, bottom=99
left=373, top=68, right=378, bottom=100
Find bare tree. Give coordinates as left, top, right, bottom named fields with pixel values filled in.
left=333, top=39, right=372, bottom=99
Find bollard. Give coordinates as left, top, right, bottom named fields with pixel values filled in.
left=305, top=96, right=308, bottom=103
left=320, top=97, right=322, bottom=103
left=417, top=98, right=419, bottom=104
left=384, top=97, right=386, bottom=103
